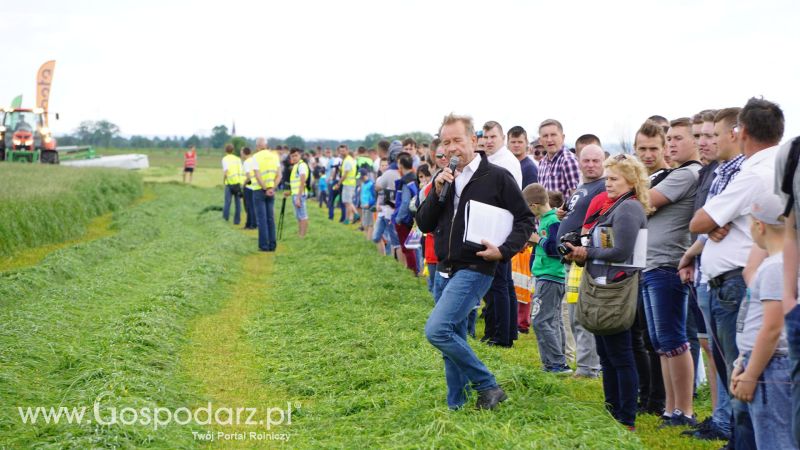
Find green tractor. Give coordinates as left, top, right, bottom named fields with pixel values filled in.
left=0, top=107, right=58, bottom=163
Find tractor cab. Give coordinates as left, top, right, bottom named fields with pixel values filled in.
left=0, top=108, right=58, bottom=163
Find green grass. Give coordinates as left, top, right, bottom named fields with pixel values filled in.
left=240, top=203, right=723, bottom=449
left=0, top=164, right=724, bottom=448
left=97, top=148, right=225, bottom=169
left=0, top=163, right=142, bottom=257
left=0, top=183, right=253, bottom=448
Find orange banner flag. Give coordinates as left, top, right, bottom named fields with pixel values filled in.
left=36, top=60, right=56, bottom=120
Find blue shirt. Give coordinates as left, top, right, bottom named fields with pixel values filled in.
left=520, top=156, right=539, bottom=189
left=360, top=179, right=375, bottom=207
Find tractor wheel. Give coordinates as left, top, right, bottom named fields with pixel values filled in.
left=41, top=150, right=59, bottom=164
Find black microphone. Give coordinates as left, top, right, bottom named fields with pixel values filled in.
left=438, top=156, right=460, bottom=203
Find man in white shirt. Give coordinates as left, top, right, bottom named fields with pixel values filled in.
left=690, top=97, right=785, bottom=448
left=479, top=121, right=523, bottom=348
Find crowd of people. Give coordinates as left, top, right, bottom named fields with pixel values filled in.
left=216, top=97, right=800, bottom=449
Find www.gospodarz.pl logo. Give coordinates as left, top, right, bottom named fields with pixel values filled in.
left=17, top=392, right=299, bottom=431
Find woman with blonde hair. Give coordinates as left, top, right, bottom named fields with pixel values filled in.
left=564, top=153, right=649, bottom=430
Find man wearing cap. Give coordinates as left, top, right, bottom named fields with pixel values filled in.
left=529, top=139, right=546, bottom=167
left=373, top=140, right=405, bottom=264
left=690, top=97, right=784, bottom=448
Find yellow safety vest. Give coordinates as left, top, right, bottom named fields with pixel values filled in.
left=253, top=150, right=279, bottom=189
left=342, top=155, right=357, bottom=187
left=222, top=154, right=244, bottom=185
left=290, top=161, right=309, bottom=195
left=511, top=247, right=533, bottom=304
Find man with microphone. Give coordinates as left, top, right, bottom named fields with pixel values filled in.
left=416, top=113, right=535, bottom=411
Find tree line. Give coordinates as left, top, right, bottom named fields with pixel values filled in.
left=56, top=120, right=434, bottom=152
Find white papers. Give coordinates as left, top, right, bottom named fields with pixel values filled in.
left=591, top=227, right=648, bottom=268
left=464, top=200, right=513, bottom=247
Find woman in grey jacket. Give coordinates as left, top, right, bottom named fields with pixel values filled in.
left=564, top=154, right=651, bottom=430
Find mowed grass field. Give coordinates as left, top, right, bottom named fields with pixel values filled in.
left=0, top=157, right=723, bottom=449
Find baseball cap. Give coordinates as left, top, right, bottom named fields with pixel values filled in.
left=532, top=138, right=543, bottom=148
left=476, top=130, right=484, bottom=138
left=751, top=194, right=786, bottom=225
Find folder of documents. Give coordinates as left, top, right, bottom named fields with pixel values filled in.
left=464, top=200, right=514, bottom=248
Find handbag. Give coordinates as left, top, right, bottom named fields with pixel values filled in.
left=576, top=267, right=639, bottom=336
left=575, top=192, right=640, bottom=335
left=404, top=226, right=423, bottom=249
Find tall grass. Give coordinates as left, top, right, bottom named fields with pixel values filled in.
left=0, top=163, right=142, bottom=257
left=0, top=183, right=253, bottom=448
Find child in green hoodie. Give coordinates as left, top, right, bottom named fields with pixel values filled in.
left=523, top=183, right=569, bottom=374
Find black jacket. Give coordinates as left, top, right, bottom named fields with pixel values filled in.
left=415, top=152, right=536, bottom=276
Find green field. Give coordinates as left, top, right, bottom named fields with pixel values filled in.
left=0, top=161, right=724, bottom=449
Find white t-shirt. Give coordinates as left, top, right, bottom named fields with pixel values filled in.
left=487, top=146, right=522, bottom=189
left=243, top=158, right=258, bottom=190
left=701, top=146, right=778, bottom=279
left=454, top=154, right=482, bottom=210
left=736, top=253, right=788, bottom=355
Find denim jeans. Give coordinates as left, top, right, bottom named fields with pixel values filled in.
left=327, top=185, right=338, bottom=220
left=372, top=216, right=400, bottom=247
left=223, top=185, right=241, bottom=225
left=595, top=329, right=639, bottom=427
left=786, top=304, right=800, bottom=448
left=710, top=274, right=753, bottom=448
left=641, top=267, right=689, bottom=355
left=696, top=282, right=732, bottom=434
left=243, top=188, right=257, bottom=228
left=427, top=270, right=497, bottom=409
left=531, top=279, right=566, bottom=369
left=426, top=263, right=436, bottom=294
left=740, top=354, right=798, bottom=449
left=709, top=275, right=747, bottom=385
left=253, top=190, right=276, bottom=251
left=568, top=302, right=601, bottom=375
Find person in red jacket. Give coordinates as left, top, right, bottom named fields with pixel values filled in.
left=183, top=145, right=197, bottom=184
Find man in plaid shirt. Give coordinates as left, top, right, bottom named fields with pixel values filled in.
left=537, top=119, right=581, bottom=199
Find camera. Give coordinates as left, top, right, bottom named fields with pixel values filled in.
left=557, top=231, right=582, bottom=256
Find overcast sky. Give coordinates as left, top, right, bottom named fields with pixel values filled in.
left=2, top=0, right=799, bottom=147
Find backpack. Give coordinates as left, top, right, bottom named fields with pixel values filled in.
left=393, top=179, right=419, bottom=225
left=780, top=137, right=800, bottom=216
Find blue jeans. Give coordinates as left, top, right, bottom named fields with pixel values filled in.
left=641, top=267, right=689, bottom=355
left=595, top=329, right=639, bottom=427
left=427, top=269, right=496, bottom=409
left=223, top=185, right=241, bottom=225
left=244, top=188, right=257, bottom=228
left=786, top=305, right=800, bottom=448
left=710, top=274, right=754, bottom=448
left=253, top=190, right=276, bottom=251
left=372, top=216, right=400, bottom=247
left=426, top=263, right=436, bottom=294
left=327, top=185, right=338, bottom=220
left=740, top=354, right=798, bottom=449
left=697, top=282, right=732, bottom=435
left=531, top=279, right=566, bottom=369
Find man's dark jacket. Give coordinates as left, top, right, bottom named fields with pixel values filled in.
left=415, top=152, right=536, bottom=276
